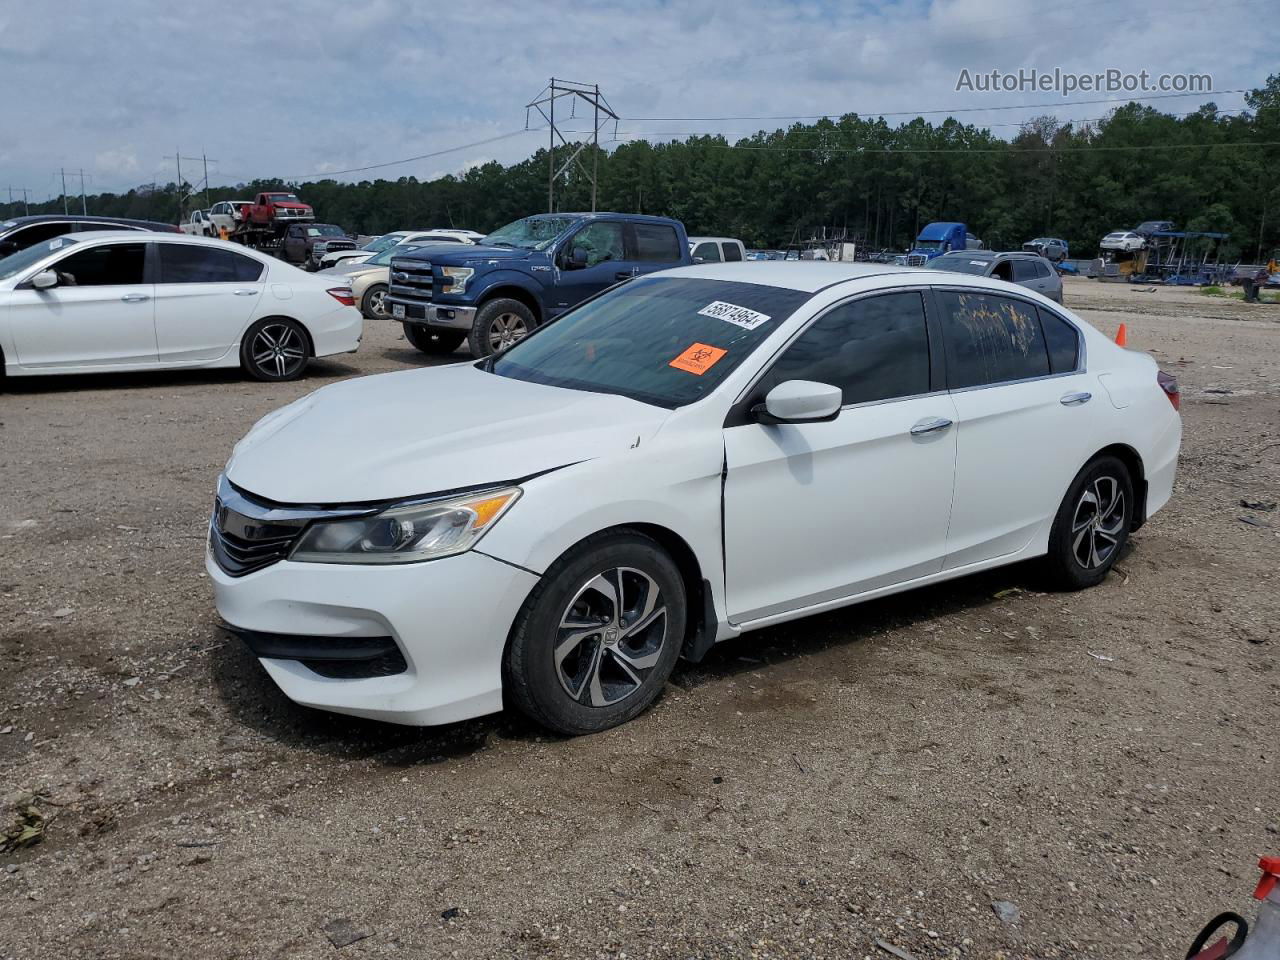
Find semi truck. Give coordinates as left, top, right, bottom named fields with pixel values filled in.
left=902, top=222, right=982, bottom=266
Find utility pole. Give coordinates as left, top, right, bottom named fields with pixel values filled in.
left=78, top=169, right=88, bottom=215
left=526, top=79, right=619, bottom=213
left=165, top=151, right=217, bottom=223
left=5, top=186, right=30, bottom=216
left=202, top=152, right=211, bottom=208
left=60, top=168, right=69, bottom=214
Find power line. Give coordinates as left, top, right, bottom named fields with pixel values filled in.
left=700, top=139, right=1280, bottom=156
left=272, top=129, right=535, bottom=182
left=622, top=88, right=1252, bottom=123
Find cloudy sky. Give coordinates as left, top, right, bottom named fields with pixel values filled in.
left=1, top=0, right=1275, bottom=201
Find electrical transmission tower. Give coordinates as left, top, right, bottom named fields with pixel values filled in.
left=526, top=78, right=618, bottom=213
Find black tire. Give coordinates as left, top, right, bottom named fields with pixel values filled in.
left=468, top=298, right=535, bottom=358
left=240, top=317, right=310, bottom=382
left=402, top=323, right=464, bottom=355
left=505, top=531, right=687, bottom=736
left=1044, top=455, right=1133, bottom=590
left=361, top=283, right=389, bottom=320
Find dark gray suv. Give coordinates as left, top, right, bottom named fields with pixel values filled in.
left=923, top=251, right=1063, bottom=304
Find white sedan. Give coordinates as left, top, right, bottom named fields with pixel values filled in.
left=210, top=263, right=1181, bottom=734
left=0, top=232, right=362, bottom=382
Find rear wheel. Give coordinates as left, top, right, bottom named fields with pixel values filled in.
left=1044, top=456, right=1133, bottom=589
left=402, top=322, right=464, bottom=355
left=240, top=318, right=309, bottom=382
left=469, top=298, right=534, bottom=358
left=361, top=283, right=389, bottom=320
left=505, top=531, right=686, bottom=735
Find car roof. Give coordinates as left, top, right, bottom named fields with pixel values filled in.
left=1, top=214, right=173, bottom=230
left=69, top=230, right=267, bottom=252
left=657, top=261, right=922, bottom=292
left=688, top=236, right=742, bottom=244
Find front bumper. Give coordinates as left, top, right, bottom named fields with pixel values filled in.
left=208, top=549, right=538, bottom=725
left=388, top=299, right=477, bottom=331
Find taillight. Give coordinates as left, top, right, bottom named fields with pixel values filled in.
left=327, top=287, right=356, bottom=307
left=1157, top=370, right=1180, bottom=411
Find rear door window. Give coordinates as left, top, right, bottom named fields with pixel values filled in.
left=1011, top=259, right=1039, bottom=282
left=50, top=243, right=147, bottom=286
left=723, top=243, right=743, bottom=262
left=158, top=244, right=263, bottom=283
left=630, top=224, right=682, bottom=262
left=764, top=291, right=932, bottom=405
left=935, top=290, right=1050, bottom=388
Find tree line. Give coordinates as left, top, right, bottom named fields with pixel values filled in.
left=7, top=75, right=1278, bottom=262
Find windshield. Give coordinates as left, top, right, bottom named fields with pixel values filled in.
left=0, top=236, right=78, bottom=282
left=368, top=243, right=422, bottom=266
left=363, top=235, right=401, bottom=253
left=482, top=216, right=574, bottom=251
left=489, top=277, right=811, bottom=409
left=306, top=225, right=345, bottom=237
left=913, top=240, right=943, bottom=251
left=923, top=256, right=991, bottom=275
left=267, top=194, right=300, bottom=203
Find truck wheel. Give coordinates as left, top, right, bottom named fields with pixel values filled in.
left=469, top=298, right=534, bottom=357
left=403, top=323, right=464, bottom=355
left=361, top=283, right=389, bottom=320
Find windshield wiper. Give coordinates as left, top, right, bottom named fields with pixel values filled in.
left=486, top=240, right=518, bottom=248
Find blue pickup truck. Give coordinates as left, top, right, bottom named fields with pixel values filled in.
left=384, top=212, right=692, bottom=357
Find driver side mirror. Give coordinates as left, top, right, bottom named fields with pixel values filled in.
left=31, top=269, right=58, bottom=291
left=752, top=380, right=842, bottom=425
left=565, top=246, right=588, bottom=269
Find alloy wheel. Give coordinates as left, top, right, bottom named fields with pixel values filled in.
left=250, top=323, right=306, bottom=379
left=488, top=312, right=529, bottom=352
left=368, top=288, right=387, bottom=318
left=1071, top=476, right=1126, bottom=569
left=554, top=567, right=667, bottom=708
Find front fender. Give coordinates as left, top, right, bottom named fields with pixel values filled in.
left=476, top=437, right=732, bottom=638
left=465, top=270, right=547, bottom=309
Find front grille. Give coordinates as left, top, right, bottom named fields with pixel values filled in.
left=303, top=651, right=407, bottom=679
left=388, top=258, right=433, bottom=303
left=906, top=254, right=928, bottom=267
left=210, top=494, right=309, bottom=577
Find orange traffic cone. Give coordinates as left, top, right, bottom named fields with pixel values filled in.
left=1114, top=323, right=1128, bottom=347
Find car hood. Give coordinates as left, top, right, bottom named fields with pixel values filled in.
left=320, top=261, right=381, bottom=279
left=225, top=363, right=671, bottom=504
left=397, top=243, right=534, bottom=265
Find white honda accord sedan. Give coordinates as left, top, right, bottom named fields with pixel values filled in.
left=209, top=262, right=1181, bottom=735
left=0, top=232, right=361, bottom=382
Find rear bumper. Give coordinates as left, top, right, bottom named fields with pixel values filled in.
left=307, top=306, right=363, bottom=359
left=389, top=299, right=477, bottom=331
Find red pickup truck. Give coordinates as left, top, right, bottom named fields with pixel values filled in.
left=239, top=192, right=315, bottom=227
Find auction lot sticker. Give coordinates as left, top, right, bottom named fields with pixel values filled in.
left=670, top=343, right=728, bottom=375
left=697, top=300, right=771, bottom=331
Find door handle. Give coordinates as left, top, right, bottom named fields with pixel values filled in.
left=120, top=293, right=150, bottom=303
left=1060, top=391, right=1092, bottom=406
left=909, top=417, right=953, bottom=435
left=233, top=289, right=258, bottom=296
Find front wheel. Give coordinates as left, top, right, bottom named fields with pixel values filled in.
left=402, top=323, right=464, bottom=355
left=1044, top=456, right=1133, bottom=589
left=468, top=298, right=534, bottom=358
left=240, top=318, right=309, bottom=382
left=361, top=283, right=389, bottom=320
left=505, top=531, right=686, bottom=736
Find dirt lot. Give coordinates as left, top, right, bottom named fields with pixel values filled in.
left=1, top=278, right=1277, bottom=960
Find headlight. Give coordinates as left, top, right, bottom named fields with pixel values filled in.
left=440, top=266, right=474, bottom=295
left=289, top=487, right=520, bottom=565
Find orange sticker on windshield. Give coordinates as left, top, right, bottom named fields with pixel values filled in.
left=670, top=342, right=727, bottom=375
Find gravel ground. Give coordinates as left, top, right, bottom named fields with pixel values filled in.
left=1, top=278, right=1277, bottom=960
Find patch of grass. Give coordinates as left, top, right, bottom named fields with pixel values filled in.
left=1199, top=285, right=1224, bottom=296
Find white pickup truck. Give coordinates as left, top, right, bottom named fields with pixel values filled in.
left=178, top=209, right=217, bottom=237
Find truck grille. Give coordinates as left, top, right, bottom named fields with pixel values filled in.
left=905, top=254, right=928, bottom=267
left=388, top=258, right=433, bottom=303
